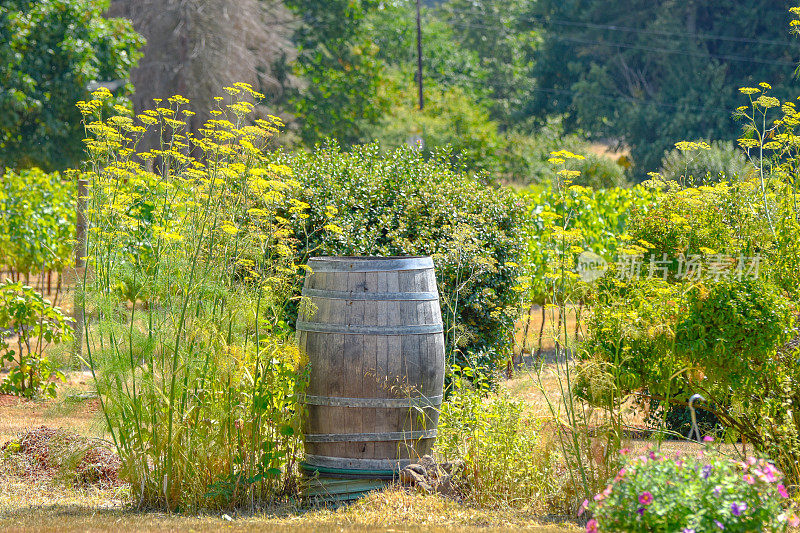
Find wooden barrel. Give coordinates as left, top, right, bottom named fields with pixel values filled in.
left=297, top=256, right=445, bottom=474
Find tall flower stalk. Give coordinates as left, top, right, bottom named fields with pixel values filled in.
left=77, top=85, right=309, bottom=510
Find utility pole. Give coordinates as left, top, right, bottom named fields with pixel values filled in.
left=415, top=0, right=423, bottom=110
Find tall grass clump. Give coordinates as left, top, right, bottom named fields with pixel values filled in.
left=435, top=368, right=566, bottom=511
left=77, top=84, right=315, bottom=510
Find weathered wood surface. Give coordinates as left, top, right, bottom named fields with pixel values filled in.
left=298, top=257, right=445, bottom=472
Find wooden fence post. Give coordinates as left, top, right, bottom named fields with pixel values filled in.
left=74, top=178, right=88, bottom=364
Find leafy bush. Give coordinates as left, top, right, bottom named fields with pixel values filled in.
left=581, top=270, right=799, bottom=477
left=364, top=83, right=502, bottom=174
left=277, top=142, right=525, bottom=369
left=78, top=85, right=308, bottom=510
left=0, top=280, right=70, bottom=398
left=586, top=447, right=797, bottom=532
left=659, top=141, right=754, bottom=187
left=587, top=178, right=797, bottom=439
left=576, top=277, right=682, bottom=410
left=676, top=278, right=792, bottom=393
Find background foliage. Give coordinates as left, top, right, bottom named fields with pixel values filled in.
left=0, top=0, right=142, bottom=170
left=284, top=0, right=392, bottom=145
left=0, top=168, right=75, bottom=276
left=526, top=0, right=800, bottom=178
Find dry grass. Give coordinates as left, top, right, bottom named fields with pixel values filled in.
left=504, top=364, right=568, bottom=420
left=503, top=364, right=749, bottom=460
left=0, top=478, right=578, bottom=532
left=586, top=142, right=630, bottom=161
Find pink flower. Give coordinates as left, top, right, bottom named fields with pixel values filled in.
left=639, top=491, right=654, bottom=506
left=703, top=436, right=714, bottom=442
left=614, top=467, right=626, bottom=482
left=756, top=466, right=777, bottom=483
left=586, top=518, right=599, bottom=533
left=743, top=474, right=755, bottom=485
left=778, top=484, right=789, bottom=498
left=762, top=463, right=780, bottom=481
left=594, top=485, right=612, bottom=502
left=789, top=513, right=800, bottom=528
left=649, top=451, right=663, bottom=461
left=579, top=499, right=589, bottom=516
left=620, top=447, right=631, bottom=455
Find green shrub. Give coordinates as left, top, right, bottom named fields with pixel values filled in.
left=498, top=124, right=629, bottom=188
left=658, top=140, right=754, bottom=187
left=0, top=280, right=70, bottom=398
left=675, top=278, right=792, bottom=393
left=572, top=153, right=629, bottom=189
left=581, top=272, right=800, bottom=479
left=0, top=0, right=143, bottom=170
left=586, top=447, right=797, bottom=532
left=277, top=142, right=525, bottom=369
left=610, top=179, right=793, bottom=438
left=577, top=277, right=682, bottom=410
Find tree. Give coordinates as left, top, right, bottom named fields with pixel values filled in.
left=438, top=0, right=538, bottom=131
left=368, top=1, right=488, bottom=98
left=525, top=0, right=800, bottom=177
left=368, top=0, right=536, bottom=131
left=0, top=0, right=143, bottom=170
left=285, top=0, right=392, bottom=145
left=107, top=0, right=296, bottom=145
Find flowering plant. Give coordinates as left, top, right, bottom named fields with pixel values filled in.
left=583, top=442, right=798, bottom=532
